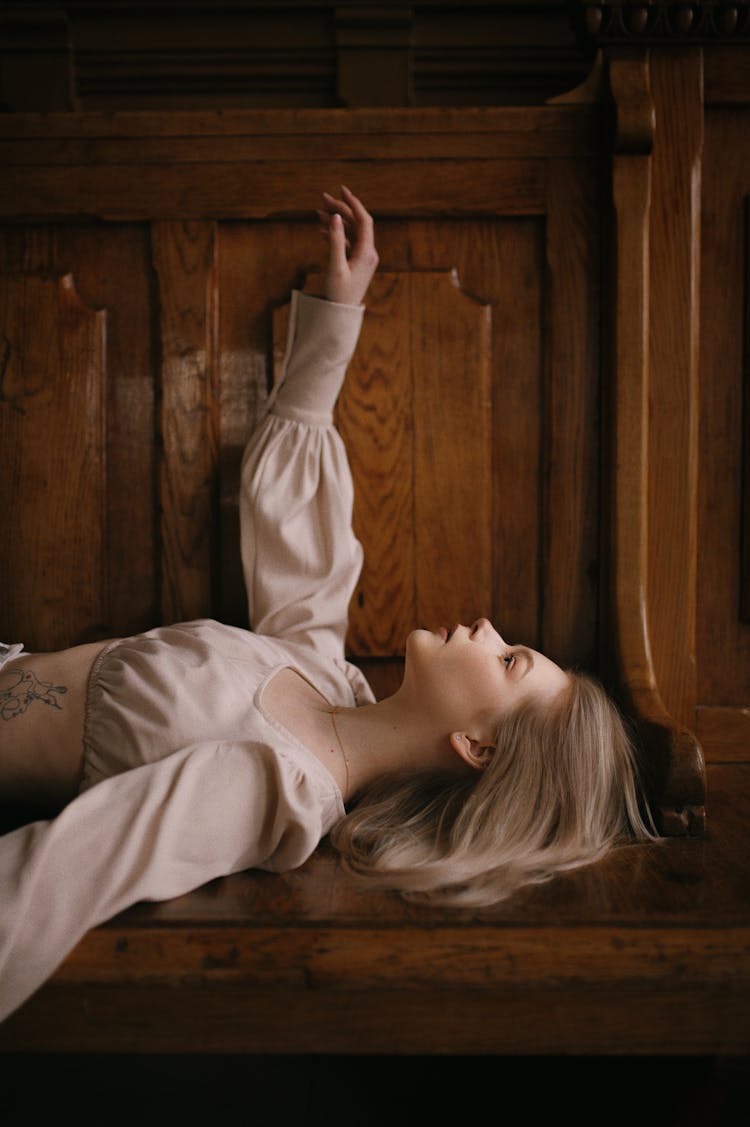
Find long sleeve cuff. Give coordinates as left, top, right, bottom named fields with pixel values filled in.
left=271, top=290, right=364, bottom=425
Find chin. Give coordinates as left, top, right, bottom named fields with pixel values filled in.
left=406, top=627, right=439, bottom=648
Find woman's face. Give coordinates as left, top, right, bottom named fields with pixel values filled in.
left=404, top=618, right=570, bottom=736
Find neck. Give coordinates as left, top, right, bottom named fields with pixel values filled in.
left=324, top=689, right=454, bottom=802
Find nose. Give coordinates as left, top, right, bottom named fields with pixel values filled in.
left=472, top=617, right=504, bottom=644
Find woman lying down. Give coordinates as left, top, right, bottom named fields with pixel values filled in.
left=0, top=187, right=657, bottom=1022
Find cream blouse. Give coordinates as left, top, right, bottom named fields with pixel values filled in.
left=0, top=290, right=375, bottom=1022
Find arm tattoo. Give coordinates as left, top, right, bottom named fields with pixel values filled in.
left=0, top=669, right=68, bottom=720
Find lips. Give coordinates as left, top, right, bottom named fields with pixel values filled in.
left=440, top=623, right=461, bottom=642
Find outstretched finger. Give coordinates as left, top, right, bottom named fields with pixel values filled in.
left=327, top=211, right=349, bottom=274
left=340, top=186, right=374, bottom=252
left=322, top=191, right=355, bottom=224
left=317, top=212, right=351, bottom=250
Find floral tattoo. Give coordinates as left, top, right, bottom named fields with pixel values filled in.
left=0, top=669, right=68, bottom=720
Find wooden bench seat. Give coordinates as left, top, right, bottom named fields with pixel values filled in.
left=2, top=762, right=748, bottom=1056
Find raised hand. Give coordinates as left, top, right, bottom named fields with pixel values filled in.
left=317, top=186, right=379, bottom=306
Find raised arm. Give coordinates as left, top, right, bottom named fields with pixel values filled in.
left=317, top=185, right=379, bottom=306
left=240, top=190, right=378, bottom=658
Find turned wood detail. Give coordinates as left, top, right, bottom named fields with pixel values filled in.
left=607, top=50, right=706, bottom=833
left=574, top=1, right=750, bottom=42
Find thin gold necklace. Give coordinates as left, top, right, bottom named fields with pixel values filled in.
left=330, top=706, right=350, bottom=798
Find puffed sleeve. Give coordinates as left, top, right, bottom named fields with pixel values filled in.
left=240, top=291, right=366, bottom=659
left=0, top=740, right=333, bottom=1022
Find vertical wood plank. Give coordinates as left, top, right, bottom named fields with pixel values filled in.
left=487, top=222, right=544, bottom=652
left=607, top=51, right=705, bottom=829
left=0, top=272, right=106, bottom=649
left=0, top=225, right=158, bottom=640
left=408, top=218, right=545, bottom=651
left=698, top=110, right=750, bottom=705
left=544, top=157, right=601, bottom=670
left=56, top=225, right=157, bottom=638
left=337, top=271, right=415, bottom=654
left=647, top=50, right=703, bottom=730
left=152, top=220, right=218, bottom=624
left=742, top=195, right=750, bottom=624
left=412, top=270, right=493, bottom=631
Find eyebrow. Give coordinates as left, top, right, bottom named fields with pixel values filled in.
left=519, top=649, right=534, bottom=678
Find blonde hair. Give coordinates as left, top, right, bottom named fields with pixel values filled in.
left=330, top=671, right=659, bottom=907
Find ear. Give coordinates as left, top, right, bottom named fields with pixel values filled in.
left=449, top=732, right=495, bottom=771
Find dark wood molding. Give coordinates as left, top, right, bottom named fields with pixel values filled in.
left=0, top=2, right=76, bottom=111
left=0, top=2, right=591, bottom=111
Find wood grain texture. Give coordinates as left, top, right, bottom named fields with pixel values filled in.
left=647, top=50, right=702, bottom=731
left=273, top=268, right=491, bottom=654
left=0, top=104, right=601, bottom=148
left=698, top=108, right=750, bottom=708
left=0, top=160, right=546, bottom=224
left=543, top=156, right=601, bottom=669
left=607, top=52, right=706, bottom=824
left=696, top=706, right=750, bottom=762
left=0, top=224, right=157, bottom=643
left=745, top=193, right=750, bottom=624
left=152, top=220, right=218, bottom=624
left=0, top=271, right=106, bottom=650
left=405, top=219, right=549, bottom=652
left=57, top=225, right=157, bottom=640
left=235, top=210, right=601, bottom=671
left=337, top=272, right=415, bottom=654
left=411, top=271, right=493, bottom=632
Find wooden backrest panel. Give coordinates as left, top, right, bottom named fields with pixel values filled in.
left=1, top=224, right=157, bottom=649
left=0, top=110, right=600, bottom=684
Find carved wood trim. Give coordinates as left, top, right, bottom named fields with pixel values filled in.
left=0, top=106, right=593, bottom=223
left=574, top=2, right=750, bottom=44
left=0, top=3, right=592, bottom=112
left=607, top=51, right=706, bottom=832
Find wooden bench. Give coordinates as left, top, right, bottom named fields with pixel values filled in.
left=1, top=761, right=748, bottom=1055
left=1, top=34, right=749, bottom=1062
